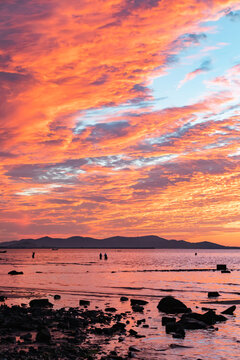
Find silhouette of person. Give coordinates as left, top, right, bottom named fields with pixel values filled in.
left=32, top=252, right=35, bottom=259
left=104, top=253, right=108, bottom=260
left=99, top=253, right=102, bottom=260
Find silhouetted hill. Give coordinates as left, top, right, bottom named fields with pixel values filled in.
left=0, top=235, right=236, bottom=249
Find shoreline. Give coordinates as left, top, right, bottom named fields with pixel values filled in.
left=0, top=289, right=238, bottom=359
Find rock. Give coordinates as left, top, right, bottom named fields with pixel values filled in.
left=179, top=316, right=207, bottom=330
left=128, top=351, right=137, bottom=358
left=162, top=316, right=176, bottom=326
left=131, top=304, right=144, bottom=312
left=129, top=329, right=138, bottom=336
left=208, top=292, right=220, bottom=298
left=136, top=319, right=145, bottom=326
left=165, top=322, right=185, bottom=338
left=20, top=333, right=32, bottom=341
left=79, top=300, right=90, bottom=306
left=221, top=270, right=231, bottom=273
left=36, top=327, right=51, bottom=343
left=216, top=264, right=226, bottom=271
left=120, top=296, right=128, bottom=302
left=201, top=310, right=227, bottom=325
left=142, top=324, right=149, bottom=328
left=54, top=294, right=61, bottom=300
left=8, top=270, right=23, bottom=275
left=130, top=299, right=148, bottom=306
left=129, top=346, right=141, bottom=352
left=221, top=305, right=236, bottom=315
left=157, top=296, right=190, bottom=314
left=105, top=307, right=117, bottom=312
left=29, top=299, right=53, bottom=308
left=0, top=295, right=6, bottom=301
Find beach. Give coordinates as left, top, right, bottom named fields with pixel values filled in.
left=0, top=249, right=239, bottom=359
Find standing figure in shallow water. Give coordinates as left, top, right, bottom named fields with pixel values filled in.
left=104, top=253, right=108, bottom=260
left=99, top=253, right=102, bottom=260
left=32, top=252, right=35, bottom=259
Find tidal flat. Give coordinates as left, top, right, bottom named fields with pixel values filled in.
left=0, top=249, right=239, bottom=359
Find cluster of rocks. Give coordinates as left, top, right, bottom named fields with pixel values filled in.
left=158, top=296, right=236, bottom=339
left=0, top=297, right=149, bottom=360
left=0, top=294, right=236, bottom=359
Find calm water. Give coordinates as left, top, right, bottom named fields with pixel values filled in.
left=0, top=249, right=240, bottom=359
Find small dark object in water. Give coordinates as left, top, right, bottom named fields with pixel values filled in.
left=129, top=329, right=138, bottom=337
left=208, top=292, right=220, bottom=298
left=120, top=296, right=128, bottom=302
left=99, top=253, right=102, bottom=260
left=0, top=250, right=7, bottom=253
left=216, top=264, right=226, bottom=271
left=8, top=270, right=23, bottom=275
left=54, top=294, right=61, bottom=300
left=132, top=304, right=144, bottom=312
left=105, top=307, right=117, bottom=312
left=221, top=305, right=236, bottom=315
left=79, top=299, right=90, bottom=306
left=29, top=299, right=53, bottom=308
left=104, top=253, right=108, bottom=260
left=221, top=270, right=231, bottom=273
left=0, top=295, right=6, bottom=302
left=32, top=252, right=35, bottom=259
left=131, top=299, right=148, bottom=306
left=195, top=252, right=197, bottom=256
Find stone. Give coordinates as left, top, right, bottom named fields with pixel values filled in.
left=201, top=310, right=227, bottom=325
left=129, top=329, right=138, bottom=336
left=221, top=270, right=231, bottom=273
left=129, top=346, right=141, bottom=352
left=36, top=327, right=51, bottom=343
left=208, top=292, right=220, bottom=298
left=8, top=270, right=23, bottom=275
left=29, top=299, right=53, bottom=308
left=79, top=300, right=90, bottom=306
left=221, top=305, right=236, bottom=315
left=105, top=307, right=117, bottom=312
left=120, top=296, right=128, bottom=302
left=130, top=299, right=148, bottom=306
left=54, top=294, right=61, bottom=300
left=216, top=264, right=226, bottom=271
left=20, top=333, right=32, bottom=341
left=179, top=316, right=207, bottom=330
left=162, top=316, right=176, bottom=326
left=0, top=295, right=6, bottom=301
left=157, top=296, right=190, bottom=314
left=131, top=304, right=144, bottom=312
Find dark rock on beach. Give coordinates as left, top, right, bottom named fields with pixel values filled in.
left=221, top=305, right=236, bottom=315
left=54, top=294, right=61, bottom=300
left=120, top=296, right=128, bottom=302
left=130, top=299, right=148, bottom=306
left=162, top=316, right=176, bottom=326
left=8, top=270, right=23, bottom=275
left=36, top=327, right=51, bottom=343
left=79, top=299, right=90, bottom=306
left=29, top=298, right=53, bottom=308
left=157, top=296, right=190, bottom=314
left=208, top=292, right=220, bottom=298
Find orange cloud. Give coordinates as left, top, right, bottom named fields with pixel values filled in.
left=0, top=0, right=240, bottom=245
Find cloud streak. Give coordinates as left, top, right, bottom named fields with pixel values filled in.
left=0, top=0, right=240, bottom=245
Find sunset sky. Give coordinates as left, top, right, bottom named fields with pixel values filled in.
left=0, top=0, right=240, bottom=245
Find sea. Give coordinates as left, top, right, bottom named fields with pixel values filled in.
left=0, top=248, right=240, bottom=359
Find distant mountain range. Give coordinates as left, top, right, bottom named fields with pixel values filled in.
left=0, top=235, right=237, bottom=249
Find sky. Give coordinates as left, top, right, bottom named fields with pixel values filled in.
left=0, top=0, right=240, bottom=246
